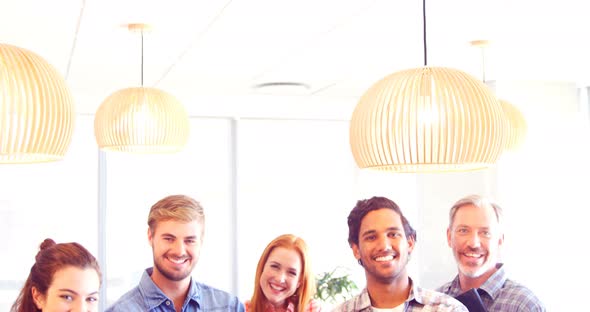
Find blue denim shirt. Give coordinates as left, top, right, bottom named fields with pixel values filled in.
left=106, top=268, right=245, bottom=312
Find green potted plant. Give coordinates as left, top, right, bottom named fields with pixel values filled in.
left=315, top=267, right=358, bottom=305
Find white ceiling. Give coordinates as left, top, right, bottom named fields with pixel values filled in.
left=2, top=0, right=589, bottom=117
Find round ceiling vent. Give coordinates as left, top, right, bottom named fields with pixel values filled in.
left=252, top=82, right=311, bottom=95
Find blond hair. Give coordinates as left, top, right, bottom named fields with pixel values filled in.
left=148, top=195, right=204, bottom=232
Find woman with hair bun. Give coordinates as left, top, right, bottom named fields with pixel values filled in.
left=11, top=238, right=102, bottom=312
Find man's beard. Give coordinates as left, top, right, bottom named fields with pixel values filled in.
left=153, top=254, right=194, bottom=281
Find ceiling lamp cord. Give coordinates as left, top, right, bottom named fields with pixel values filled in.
left=475, top=41, right=487, bottom=83
left=480, top=45, right=486, bottom=83
left=140, top=30, right=144, bottom=86
left=422, top=0, right=427, bottom=66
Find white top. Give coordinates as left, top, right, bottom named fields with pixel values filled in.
left=372, top=304, right=404, bottom=312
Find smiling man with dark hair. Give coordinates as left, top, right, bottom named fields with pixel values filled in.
left=333, top=196, right=466, bottom=312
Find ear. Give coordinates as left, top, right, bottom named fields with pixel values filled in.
left=498, top=232, right=505, bottom=247
left=406, top=235, right=415, bottom=254
left=446, top=227, right=452, bottom=247
left=31, top=287, right=45, bottom=310
left=351, top=243, right=361, bottom=261
left=148, top=227, right=154, bottom=245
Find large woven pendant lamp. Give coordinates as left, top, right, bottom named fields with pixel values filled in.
left=349, top=0, right=507, bottom=172
left=0, top=44, right=75, bottom=163
left=94, top=24, right=189, bottom=153
left=473, top=40, right=528, bottom=151
left=499, top=98, right=527, bottom=151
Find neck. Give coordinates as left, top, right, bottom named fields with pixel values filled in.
left=151, top=268, right=191, bottom=308
left=366, top=273, right=411, bottom=308
left=266, top=299, right=292, bottom=312
left=458, top=265, right=498, bottom=291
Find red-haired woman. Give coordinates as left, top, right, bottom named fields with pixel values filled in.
left=246, top=234, right=321, bottom=312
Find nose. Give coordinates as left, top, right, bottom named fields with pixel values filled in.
left=278, top=271, right=286, bottom=283
left=467, top=232, right=481, bottom=248
left=172, top=239, right=186, bottom=255
left=72, top=300, right=87, bottom=312
left=377, top=234, right=393, bottom=251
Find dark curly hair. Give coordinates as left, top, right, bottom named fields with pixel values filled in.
left=347, top=196, right=417, bottom=246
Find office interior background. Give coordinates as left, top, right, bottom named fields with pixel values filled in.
left=1, top=1, right=590, bottom=311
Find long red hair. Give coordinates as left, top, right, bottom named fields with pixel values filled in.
left=249, top=234, right=316, bottom=312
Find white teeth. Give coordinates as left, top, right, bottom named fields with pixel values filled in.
left=375, top=255, right=394, bottom=261
left=464, top=253, right=482, bottom=258
left=269, top=283, right=285, bottom=291
left=169, top=258, right=187, bottom=264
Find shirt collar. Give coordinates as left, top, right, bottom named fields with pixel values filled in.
left=477, top=263, right=506, bottom=300
left=448, top=263, right=506, bottom=300
left=138, top=267, right=201, bottom=310
left=407, top=279, right=428, bottom=305
left=356, top=277, right=420, bottom=310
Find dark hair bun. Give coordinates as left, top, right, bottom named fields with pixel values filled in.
left=39, top=238, right=56, bottom=251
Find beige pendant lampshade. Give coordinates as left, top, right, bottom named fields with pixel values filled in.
left=0, top=44, right=75, bottom=163
left=499, top=99, right=527, bottom=151
left=94, top=87, right=189, bottom=153
left=350, top=67, right=508, bottom=172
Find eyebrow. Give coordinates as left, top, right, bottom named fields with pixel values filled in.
left=58, top=289, right=99, bottom=296
left=269, top=261, right=299, bottom=272
left=58, top=289, right=78, bottom=295
left=455, top=224, right=491, bottom=230
left=361, top=226, right=402, bottom=237
left=161, top=233, right=198, bottom=240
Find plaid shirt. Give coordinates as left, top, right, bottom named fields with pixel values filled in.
left=437, top=263, right=546, bottom=312
left=331, top=278, right=467, bottom=312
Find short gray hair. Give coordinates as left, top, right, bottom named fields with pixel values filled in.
left=448, top=194, right=503, bottom=227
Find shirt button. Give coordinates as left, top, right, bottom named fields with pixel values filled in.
left=166, top=301, right=171, bottom=306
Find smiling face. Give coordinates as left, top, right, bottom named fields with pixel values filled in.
left=447, top=203, right=503, bottom=280
left=149, top=219, right=203, bottom=284
left=32, top=266, right=100, bottom=312
left=352, top=208, right=414, bottom=285
left=259, top=247, right=302, bottom=308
